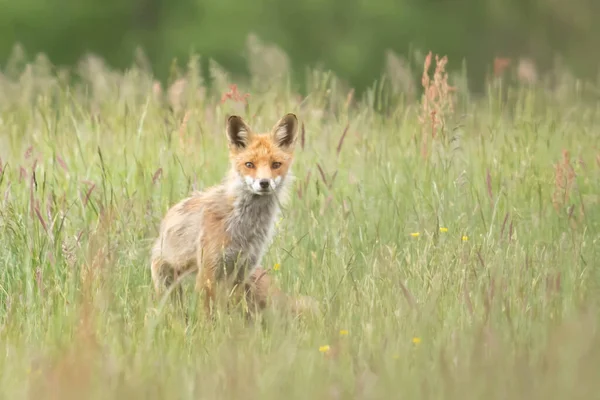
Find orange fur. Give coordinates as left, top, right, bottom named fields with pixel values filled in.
left=150, top=113, right=300, bottom=317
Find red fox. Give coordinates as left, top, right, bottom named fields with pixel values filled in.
left=151, top=113, right=299, bottom=316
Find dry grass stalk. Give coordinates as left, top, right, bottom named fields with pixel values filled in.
left=220, top=84, right=250, bottom=105
left=552, top=149, right=576, bottom=213
left=418, top=51, right=456, bottom=160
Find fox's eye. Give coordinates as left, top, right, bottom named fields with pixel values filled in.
left=245, top=162, right=255, bottom=169
left=272, top=162, right=282, bottom=169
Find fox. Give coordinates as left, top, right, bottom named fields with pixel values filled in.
left=150, top=113, right=299, bottom=316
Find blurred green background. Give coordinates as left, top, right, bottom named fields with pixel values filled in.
left=0, top=0, right=598, bottom=93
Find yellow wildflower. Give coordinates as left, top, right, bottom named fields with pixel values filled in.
left=410, top=232, right=420, bottom=237
left=273, top=263, right=281, bottom=271
left=462, top=235, right=469, bottom=242
left=339, top=330, right=349, bottom=336
left=319, top=345, right=330, bottom=353
left=412, top=337, right=422, bottom=345
left=439, top=227, right=448, bottom=233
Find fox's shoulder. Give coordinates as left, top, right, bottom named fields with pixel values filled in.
left=172, top=184, right=235, bottom=216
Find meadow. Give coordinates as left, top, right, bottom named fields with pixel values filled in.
left=0, top=49, right=599, bottom=399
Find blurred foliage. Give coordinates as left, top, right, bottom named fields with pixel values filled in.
left=0, top=0, right=599, bottom=94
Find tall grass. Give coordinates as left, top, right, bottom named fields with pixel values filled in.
left=0, top=48, right=599, bottom=399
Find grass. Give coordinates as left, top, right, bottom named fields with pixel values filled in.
left=0, top=50, right=599, bottom=399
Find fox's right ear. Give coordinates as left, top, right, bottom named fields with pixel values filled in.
left=226, top=115, right=251, bottom=149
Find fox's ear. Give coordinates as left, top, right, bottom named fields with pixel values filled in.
left=271, top=113, right=298, bottom=150
left=226, top=115, right=251, bottom=149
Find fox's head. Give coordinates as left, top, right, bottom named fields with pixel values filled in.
left=226, top=113, right=298, bottom=196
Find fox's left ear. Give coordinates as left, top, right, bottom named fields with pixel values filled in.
left=271, top=113, right=298, bottom=150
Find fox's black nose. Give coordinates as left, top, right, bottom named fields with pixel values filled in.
left=259, top=179, right=270, bottom=189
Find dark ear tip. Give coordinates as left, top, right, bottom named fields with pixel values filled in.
left=282, top=113, right=299, bottom=130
